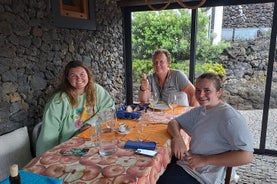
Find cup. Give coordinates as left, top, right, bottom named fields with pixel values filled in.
left=97, top=110, right=117, bottom=156
left=149, top=91, right=159, bottom=109
left=90, top=123, right=100, bottom=147
left=136, top=122, right=145, bottom=142
left=168, top=93, right=178, bottom=114
left=99, top=132, right=116, bottom=156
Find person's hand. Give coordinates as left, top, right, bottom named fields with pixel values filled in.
left=186, top=153, right=207, bottom=170
left=140, top=73, right=149, bottom=91
left=171, top=136, right=188, bottom=160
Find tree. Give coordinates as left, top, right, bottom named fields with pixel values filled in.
left=132, top=9, right=229, bottom=63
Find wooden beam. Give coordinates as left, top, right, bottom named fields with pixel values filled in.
left=117, top=0, right=275, bottom=8
left=117, top=0, right=197, bottom=7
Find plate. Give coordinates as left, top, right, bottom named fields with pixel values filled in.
left=149, top=103, right=170, bottom=110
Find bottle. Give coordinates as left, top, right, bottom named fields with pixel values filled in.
left=9, top=164, right=21, bottom=184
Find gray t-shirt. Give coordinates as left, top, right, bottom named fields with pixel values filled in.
left=175, top=103, right=254, bottom=184
left=148, top=69, right=189, bottom=102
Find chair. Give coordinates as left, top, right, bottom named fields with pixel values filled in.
left=225, top=166, right=240, bottom=184
left=0, top=126, right=32, bottom=181
left=31, top=122, right=42, bottom=156
left=225, top=167, right=233, bottom=184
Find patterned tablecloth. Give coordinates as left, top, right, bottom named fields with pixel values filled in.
left=24, top=107, right=191, bottom=184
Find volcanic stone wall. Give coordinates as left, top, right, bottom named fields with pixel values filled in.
left=0, top=0, right=125, bottom=135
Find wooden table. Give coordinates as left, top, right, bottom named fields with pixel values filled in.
left=24, top=107, right=191, bottom=184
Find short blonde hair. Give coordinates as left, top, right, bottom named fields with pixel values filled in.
left=152, top=48, right=171, bottom=64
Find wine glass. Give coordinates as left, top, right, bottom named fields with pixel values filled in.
left=149, top=91, right=159, bottom=109
left=136, top=122, right=145, bottom=142
left=168, top=93, right=178, bottom=115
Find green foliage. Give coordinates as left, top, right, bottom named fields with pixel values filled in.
left=194, top=62, right=226, bottom=77
left=132, top=10, right=191, bottom=61
left=132, top=9, right=229, bottom=66
left=132, top=59, right=154, bottom=83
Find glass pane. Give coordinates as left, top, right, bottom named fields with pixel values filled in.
left=268, top=47, right=277, bottom=151
left=197, top=3, right=274, bottom=151
left=131, top=9, right=192, bottom=102
left=131, top=3, right=275, bottom=152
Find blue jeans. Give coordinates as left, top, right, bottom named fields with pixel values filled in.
left=157, top=157, right=200, bottom=184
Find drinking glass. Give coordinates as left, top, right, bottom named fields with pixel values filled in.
left=149, top=91, right=159, bottom=109
left=168, top=93, right=178, bottom=114
left=90, top=119, right=100, bottom=147
left=97, top=109, right=117, bottom=156
left=136, top=122, right=145, bottom=142
left=105, top=109, right=116, bottom=131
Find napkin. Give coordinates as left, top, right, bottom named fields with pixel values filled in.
left=124, top=140, right=156, bottom=150
left=0, top=170, right=63, bottom=184
left=116, top=111, right=141, bottom=119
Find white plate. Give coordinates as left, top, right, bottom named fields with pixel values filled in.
left=149, top=103, right=170, bottom=110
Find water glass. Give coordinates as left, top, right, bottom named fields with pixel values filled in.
left=90, top=120, right=101, bottom=147
left=99, top=132, right=116, bottom=156
left=136, top=122, right=145, bottom=142
left=168, top=93, right=178, bottom=114
left=97, top=109, right=117, bottom=156
left=149, top=91, right=159, bottom=108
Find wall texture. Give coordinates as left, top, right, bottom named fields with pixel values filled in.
left=223, top=3, right=273, bottom=28
left=0, top=0, right=125, bottom=135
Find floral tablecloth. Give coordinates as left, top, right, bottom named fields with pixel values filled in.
left=24, top=107, right=191, bottom=184
left=24, top=137, right=171, bottom=184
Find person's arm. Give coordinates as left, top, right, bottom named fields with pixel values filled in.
left=36, top=94, right=66, bottom=156
left=186, top=150, right=253, bottom=170
left=167, top=119, right=189, bottom=160
left=138, top=88, right=151, bottom=104
left=138, top=74, right=151, bottom=104
left=182, top=82, right=199, bottom=107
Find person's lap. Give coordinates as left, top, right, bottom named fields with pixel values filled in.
left=157, top=157, right=200, bottom=184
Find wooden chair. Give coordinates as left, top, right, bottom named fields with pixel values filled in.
left=225, top=166, right=233, bottom=184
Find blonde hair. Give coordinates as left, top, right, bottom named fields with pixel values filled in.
left=152, top=48, right=172, bottom=64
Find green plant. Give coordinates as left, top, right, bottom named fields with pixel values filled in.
left=132, top=9, right=228, bottom=83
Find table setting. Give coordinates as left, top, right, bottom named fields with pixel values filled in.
left=20, top=104, right=191, bottom=184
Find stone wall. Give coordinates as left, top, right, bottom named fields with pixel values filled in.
left=0, top=0, right=125, bottom=135
left=220, top=37, right=277, bottom=110
left=223, top=3, right=273, bottom=28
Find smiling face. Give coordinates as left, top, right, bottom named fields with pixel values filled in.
left=67, top=66, right=89, bottom=95
left=153, top=52, right=170, bottom=76
left=195, top=78, right=223, bottom=109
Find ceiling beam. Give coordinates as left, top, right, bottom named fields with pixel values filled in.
left=117, top=0, right=275, bottom=8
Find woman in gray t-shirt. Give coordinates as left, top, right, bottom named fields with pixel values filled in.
left=157, top=72, right=254, bottom=184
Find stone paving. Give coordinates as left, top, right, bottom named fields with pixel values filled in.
left=231, top=109, right=277, bottom=184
